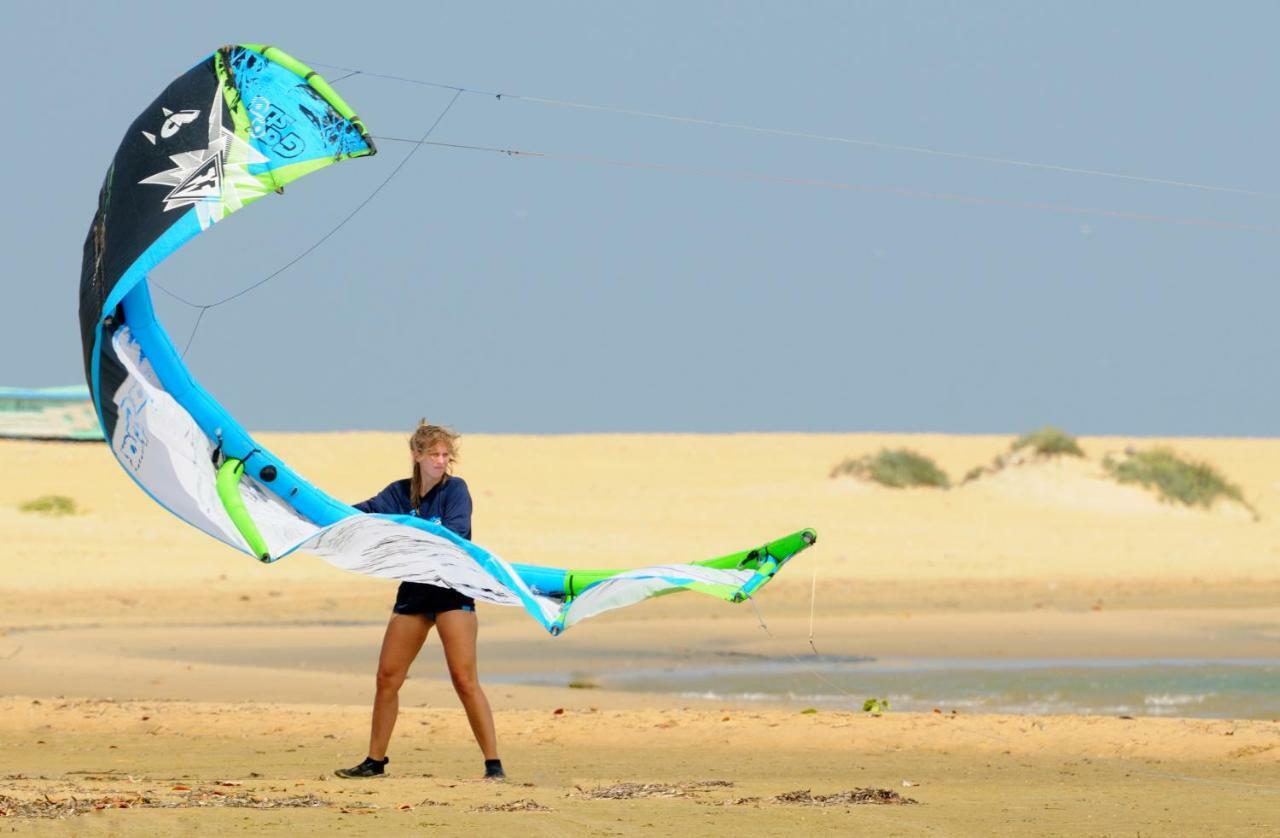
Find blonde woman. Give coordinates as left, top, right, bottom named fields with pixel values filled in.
left=335, top=421, right=503, bottom=781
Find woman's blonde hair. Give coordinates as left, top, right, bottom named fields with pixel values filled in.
left=409, top=418, right=459, bottom=503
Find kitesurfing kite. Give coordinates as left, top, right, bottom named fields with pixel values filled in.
left=78, top=44, right=815, bottom=634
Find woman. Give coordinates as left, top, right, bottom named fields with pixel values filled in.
left=335, top=420, right=504, bottom=781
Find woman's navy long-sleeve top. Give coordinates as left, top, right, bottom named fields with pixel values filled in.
left=353, top=476, right=473, bottom=540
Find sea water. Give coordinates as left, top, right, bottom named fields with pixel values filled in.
left=563, top=657, right=1280, bottom=719
left=94, top=622, right=1279, bottom=720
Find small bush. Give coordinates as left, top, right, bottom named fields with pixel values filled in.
left=19, top=495, right=80, bottom=516
left=1103, top=448, right=1255, bottom=517
left=963, top=425, right=1084, bottom=484
left=862, top=698, right=890, bottom=716
left=1011, top=426, right=1084, bottom=458
left=830, top=449, right=950, bottom=489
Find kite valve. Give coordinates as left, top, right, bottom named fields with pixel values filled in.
left=259, top=465, right=278, bottom=482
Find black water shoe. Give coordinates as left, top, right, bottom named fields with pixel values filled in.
left=484, top=758, right=506, bottom=781
left=335, top=756, right=388, bottom=778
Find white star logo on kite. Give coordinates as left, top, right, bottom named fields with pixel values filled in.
left=139, top=86, right=270, bottom=230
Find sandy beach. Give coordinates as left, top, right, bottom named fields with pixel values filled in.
left=1, top=432, right=1277, bottom=835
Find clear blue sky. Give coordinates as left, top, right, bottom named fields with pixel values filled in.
left=4, top=1, right=1275, bottom=434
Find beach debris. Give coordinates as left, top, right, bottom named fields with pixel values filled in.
left=577, top=780, right=733, bottom=800
left=578, top=783, right=688, bottom=799
left=469, top=799, right=551, bottom=813
left=800, top=708, right=818, bottom=715
left=1228, top=744, right=1276, bottom=759
left=0, top=793, right=151, bottom=818
left=553, top=708, right=565, bottom=715
left=771, top=788, right=918, bottom=806
left=902, top=780, right=919, bottom=788
left=0, top=789, right=332, bottom=819
left=172, top=789, right=330, bottom=809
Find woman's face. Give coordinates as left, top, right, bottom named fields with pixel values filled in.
left=415, top=442, right=452, bottom=486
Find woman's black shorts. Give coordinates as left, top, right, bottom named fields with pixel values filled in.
left=393, top=581, right=475, bottom=619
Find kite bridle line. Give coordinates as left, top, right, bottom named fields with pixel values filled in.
left=150, top=87, right=463, bottom=358
left=307, top=59, right=1274, bottom=199
left=366, top=135, right=1279, bottom=236
left=153, top=51, right=1277, bottom=355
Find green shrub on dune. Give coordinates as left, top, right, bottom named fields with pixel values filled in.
left=1011, top=426, right=1085, bottom=458
left=1103, top=448, right=1256, bottom=518
left=830, top=448, right=950, bottom=489
left=19, top=495, right=80, bottom=516
left=962, top=425, right=1083, bottom=484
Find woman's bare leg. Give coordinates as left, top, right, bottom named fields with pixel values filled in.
left=435, top=608, right=498, bottom=760
left=368, top=613, right=432, bottom=760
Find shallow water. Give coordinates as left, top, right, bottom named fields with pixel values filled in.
left=63, top=620, right=1280, bottom=720
left=501, top=657, right=1280, bottom=720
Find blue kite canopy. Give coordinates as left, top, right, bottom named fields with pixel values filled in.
left=78, top=44, right=815, bottom=634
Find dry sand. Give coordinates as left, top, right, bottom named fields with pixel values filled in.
left=1, top=433, right=1277, bottom=835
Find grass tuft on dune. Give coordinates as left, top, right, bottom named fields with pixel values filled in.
left=830, top=449, right=950, bottom=489
left=1103, top=448, right=1257, bottom=518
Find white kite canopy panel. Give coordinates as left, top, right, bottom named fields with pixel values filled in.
left=77, top=44, right=815, bottom=634
left=0, top=386, right=103, bottom=441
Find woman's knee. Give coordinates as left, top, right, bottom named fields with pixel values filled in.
left=449, top=667, right=480, bottom=697
left=376, top=665, right=407, bottom=693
